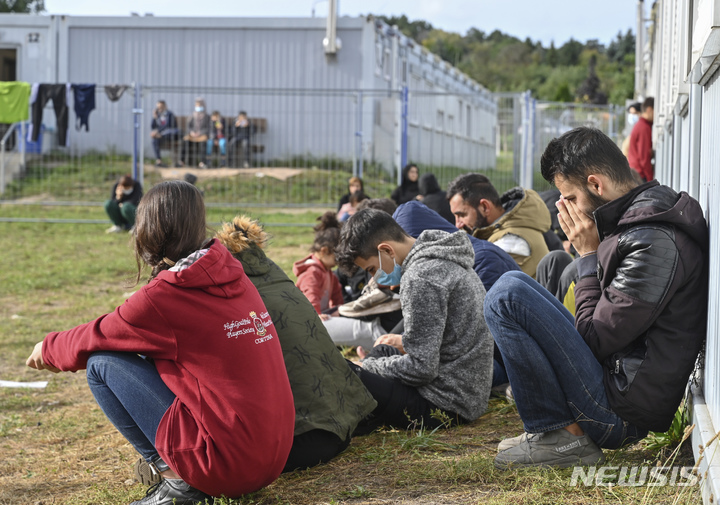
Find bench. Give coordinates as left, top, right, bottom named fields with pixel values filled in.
left=157, top=116, right=267, bottom=168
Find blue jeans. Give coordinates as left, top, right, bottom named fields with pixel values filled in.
left=484, top=271, right=647, bottom=449
left=86, top=352, right=176, bottom=462
left=206, top=138, right=226, bottom=156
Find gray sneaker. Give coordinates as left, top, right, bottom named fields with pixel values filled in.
left=338, top=278, right=399, bottom=317
left=497, top=432, right=528, bottom=452
left=494, top=428, right=605, bottom=469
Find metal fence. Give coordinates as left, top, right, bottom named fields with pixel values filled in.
left=495, top=92, right=625, bottom=192
left=0, top=85, right=499, bottom=211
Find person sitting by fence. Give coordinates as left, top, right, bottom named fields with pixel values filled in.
left=104, top=174, right=143, bottom=234
left=418, top=173, right=454, bottom=224
left=390, top=163, right=420, bottom=205
left=180, top=98, right=210, bottom=168
left=206, top=110, right=227, bottom=167
left=293, top=211, right=385, bottom=349
left=338, top=190, right=369, bottom=222
left=229, top=110, right=252, bottom=168
left=26, top=180, right=295, bottom=504
left=337, top=176, right=367, bottom=211
left=149, top=100, right=180, bottom=167
left=214, top=215, right=377, bottom=472
left=485, top=127, right=708, bottom=469
left=446, top=173, right=555, bottom=278
left=336, top=208, right=494, bottom=434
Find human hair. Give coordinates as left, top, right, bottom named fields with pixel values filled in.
left=238, top=111, right=247, bottom=117
left=540, top=127, right=637, bottom=188
left=336, top=208, right=410, bottom=275
left=119, top=174, right=134, bottom=187
left=211, top=110, right=221, bottom=117
left=133, top=180, right=207, bottom=283
left=348, top=176, right=363, bottom=191
left=446, top=173, right=501, bottom=208
left=215, top=215, right=269, bottom=254
left=310, top=211, right=341, bottom=254
left=402, top=163, right=419, bottom=185
left=642, top=97, right=654, bottom=112
left=349, top=190, right=369, bottom=206
left=356, top=198, right=397, bottom=215
left=627, top=102, right=641, bottom=113
left=157, top=100, right=166, bottom=107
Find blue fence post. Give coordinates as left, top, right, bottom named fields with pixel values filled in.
left=401, top=86, right=408, bottom=170
left=131, top=83, right=143, bottom=181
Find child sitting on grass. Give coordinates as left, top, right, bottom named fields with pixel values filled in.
left=336, top=208, right=494, bottom=433
left=26, top=180, right=294, bottom=505
left=293, top=211, right=385, bottom=349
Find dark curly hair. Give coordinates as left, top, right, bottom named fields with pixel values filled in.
left=310, top=211, right=341, bottom=254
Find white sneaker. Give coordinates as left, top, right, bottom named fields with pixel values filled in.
left=105, top=225, right=123, bottom=234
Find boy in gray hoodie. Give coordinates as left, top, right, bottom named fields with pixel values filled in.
left=337, top=208, right=493, bottom=432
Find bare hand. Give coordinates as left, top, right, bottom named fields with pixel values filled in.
left=26, top=341, right=61, bottom=373
left=319, top=313, right=330, bottom=321
left=556, top=197, right=600, bottom=257
left=374, top=333, right=405, bottom=354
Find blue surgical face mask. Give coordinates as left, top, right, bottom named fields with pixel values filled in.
left=195, top=106, right=204, bottom=112
left=373, top=249, right=402, bottom=286
left=627, top=114, right=639, bottom=127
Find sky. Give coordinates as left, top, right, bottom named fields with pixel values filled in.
left=43, top=0, right=646, bottom=47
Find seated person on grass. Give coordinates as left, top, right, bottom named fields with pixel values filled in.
left=27, top=181, right=294, bottom=505
left=215, top=216, right=377, bottom=473
left=393, top=200, right=520, bottom=391
left=293, top=211, right=385, bottom=350
left=336, top=208, right=494, bottom=433
left=104, top=174, right=142, bottom=233
left=485, top=127, right=708, bottom=469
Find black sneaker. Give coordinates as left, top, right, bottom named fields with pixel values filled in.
left=130, top=479, right=212, bottom=505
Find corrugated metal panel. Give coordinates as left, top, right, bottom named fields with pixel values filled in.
left=700, top=68, right=720, bottom=426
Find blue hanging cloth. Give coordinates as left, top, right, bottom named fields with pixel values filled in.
left=72, top=84, right=96, bottom=131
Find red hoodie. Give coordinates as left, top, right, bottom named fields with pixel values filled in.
left=42, top=240, right=294, bottom=497
left=292, top=254, right=344, bottom=314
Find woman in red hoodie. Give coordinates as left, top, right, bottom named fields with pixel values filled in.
left=26, top=181, right=294, bottom=505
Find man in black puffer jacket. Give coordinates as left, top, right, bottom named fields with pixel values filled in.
left=485, top=127, right=708, bottom=469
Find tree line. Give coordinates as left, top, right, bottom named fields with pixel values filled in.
left=377, top=14, right=635, bottom=105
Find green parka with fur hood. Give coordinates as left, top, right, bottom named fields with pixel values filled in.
left=216, top=217, right=377, bottom=441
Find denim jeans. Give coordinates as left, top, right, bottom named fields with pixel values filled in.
left=86, top=352, right=176, bottom=462
left=484, top=271, right=647, bottom=449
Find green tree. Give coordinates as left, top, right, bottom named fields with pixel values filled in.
left=0, top=0, right=44, bottom=13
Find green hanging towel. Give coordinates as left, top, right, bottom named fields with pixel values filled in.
left=0, top=82, right=31, bottom=123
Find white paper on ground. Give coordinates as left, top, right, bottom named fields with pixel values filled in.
left=0, top=380, right=48, bottom=389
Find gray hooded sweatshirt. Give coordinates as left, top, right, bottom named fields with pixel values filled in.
left=362, top=229, right=493, bottom=421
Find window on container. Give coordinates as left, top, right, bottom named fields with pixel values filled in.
left=437, top=110, right=444, bottom=132
left=402, top=60, right=408, bottom=84
left=448, top=115, right=454, bottom=135
left=384, top=48, right=392, bottom=80
left=458, top=99, right=463, bottom=135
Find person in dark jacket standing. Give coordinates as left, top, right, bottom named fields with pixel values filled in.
left=418, top=173, right=454, bottom=223
left=485, top=127, right=708, bottom=469
left=104, top=174, right=143, bottom=233
left=390, top=163, right=420, bottom=205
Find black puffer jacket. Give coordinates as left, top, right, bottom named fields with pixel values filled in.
left=574, top=181, right=708, bottom=432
